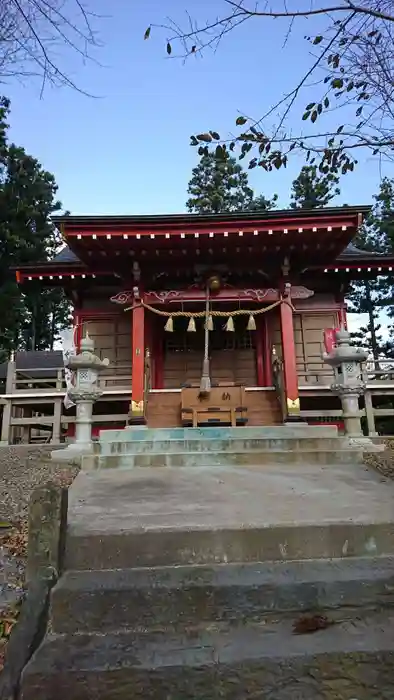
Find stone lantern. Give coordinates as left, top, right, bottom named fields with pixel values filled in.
left=323, top=328, right=380, bottom=449
left=52, top=333, right=109, bottom=461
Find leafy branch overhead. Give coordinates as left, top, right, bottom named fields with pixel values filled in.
left=145, top=1, right=394, bottom=172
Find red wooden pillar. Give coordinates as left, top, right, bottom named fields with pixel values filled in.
left=279, top=283, right=301, bottom=421
left=154, top=322, right=164, bottom=390
left=255, top=317, right=264, bottom=387
left=262, top=315, right=273, bottom=386
left=130, top=301, right=146, bottom=424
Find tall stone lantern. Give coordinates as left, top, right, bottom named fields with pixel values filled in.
left=323, top=328, right=381, bottom=449
left=52, top=333, right=109, bottom=461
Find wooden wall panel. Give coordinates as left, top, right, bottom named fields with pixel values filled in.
left=163, top=348, right=257, bottom=388
left=86, top=316, right=131, bottom=368
left=268, top=308, right=338, bottom=385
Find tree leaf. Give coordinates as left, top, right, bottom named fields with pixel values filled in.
left=336, top=125, right=344, bottom=134
left=302, top=111, right=311, bottom=121
left=306, top=103, right=315, bottom=111
left=236, top=116, right=247, bottom=126
left=311, top=110, right=318, bottom=123
left=332, top=78, right=344, bottom=89
left=191, top=46, right=196, bottom=53
left=313, top=36, right=323, bottom=44
left=190, top=135, right=199, bottom=146
left=317, top=103, right=323, bottom=115
left=209, top=131, right=220, bottom=140
left=324, top=97, right=330, bottom=108
left=144, top=26, right=151, bottom=40
left=166, top=42, right=172, bottom=55
left=356, top=106, right=363, bottom=117
left=196, top=133, right=213, bottom=142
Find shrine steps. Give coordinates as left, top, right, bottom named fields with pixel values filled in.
left=83, top=425, right=365, bottom=469
left=20, top=464, right=394, bottom=699
left=50, top=557, right=394, bottom=635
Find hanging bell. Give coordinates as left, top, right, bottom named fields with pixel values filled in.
left=207, top=315, right=214, bottom=331
left=187, top=317, right=196, bottom=332
left=247, top=314, right=256, bottom=331
left=164, top=316, right=174, bottom=332
left=225, top=316, right=235, bottom=332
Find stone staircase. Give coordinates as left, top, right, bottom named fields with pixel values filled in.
left=19, top=427, right=394, bottom=699
left=84, top=424, right=365, bottom=469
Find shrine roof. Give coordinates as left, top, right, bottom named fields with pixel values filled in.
left=16, top=205, right=394, bottom=282
left=51, top=206, right=370, bottom=228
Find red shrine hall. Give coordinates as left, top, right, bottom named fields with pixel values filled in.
left=15, top=207, right=394, bottom=431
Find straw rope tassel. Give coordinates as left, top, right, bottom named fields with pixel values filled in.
left=164, top=316, right=173, bottom=332
left=225, top=316, right=235, bottom=332
left=187, top=317, right=196, bottom=332
left=247, top=314, right=256, bottom=331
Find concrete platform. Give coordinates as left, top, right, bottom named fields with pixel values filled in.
left=65, top=462, right=394, bottom=569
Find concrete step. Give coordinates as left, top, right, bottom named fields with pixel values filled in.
left=96, top=436, right=351, bottom=456
left=65, top=520, right=394, bottom=570
left=20, top=612, right=394, bottom=699
left=99, top=425, right=339, bottom=443
left=86, top=448, right=363, bottom=469
left=51, top=556, right=394, bottom=634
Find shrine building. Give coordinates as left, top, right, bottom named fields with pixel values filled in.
left=10, top=206, right=394, bottom=439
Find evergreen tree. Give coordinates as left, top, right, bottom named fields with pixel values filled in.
left=346, top=178, right=394, bottom=360
left=290, top=166, right=340, bottom=209
left=247, top=193, right=278, bottom=212
left=186, top=153, right=254, bottom=213
left=0, top=97, right=70, bottom=361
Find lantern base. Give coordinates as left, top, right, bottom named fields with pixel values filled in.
left=51, top=441, right=94, bottom=463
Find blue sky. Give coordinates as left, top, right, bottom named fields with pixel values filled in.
left=4, top=0, right=393, bottom=215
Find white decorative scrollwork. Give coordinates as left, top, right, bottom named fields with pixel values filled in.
left=147, top=291, right=182, bottom=303
left=288, top=286, right=314, bottom=299
left=242, top=289, right=278, bottom=301
left=110, top=290, right=135, bottom=305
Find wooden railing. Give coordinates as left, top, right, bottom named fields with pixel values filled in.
left=3, top=361, right=133, bottom=395
left=297, top=358, right=394, bottom=388
left=297, top=360, right=334, bottom=386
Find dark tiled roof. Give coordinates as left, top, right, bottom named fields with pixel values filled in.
left=0, top=351, right=64, bottom=380
left=52, top=204, right=371, bottom=228
left=338, top=243, right=381, bottom=258
left=53, top=247, right=80, bottom=264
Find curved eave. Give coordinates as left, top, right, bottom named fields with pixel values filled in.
left=52, top=205, right=370, bottom=230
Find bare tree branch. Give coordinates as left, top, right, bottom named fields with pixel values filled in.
left=148, top=0, right=394, bottom=173
left=0, top=0, right=102, bottom=95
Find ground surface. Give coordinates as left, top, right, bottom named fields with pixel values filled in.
left=0, top=445, right=79, bottom=671
left=68, top=461, right=394, bottom=535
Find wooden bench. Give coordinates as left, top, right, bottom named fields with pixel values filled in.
left=181, top=384, right=248, bottom=427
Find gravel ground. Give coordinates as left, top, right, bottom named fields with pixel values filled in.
left=0, top=445, right=79, bottom=524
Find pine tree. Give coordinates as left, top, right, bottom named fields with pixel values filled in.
left=186, top=153, right=254, bottom=213
left=346, top=178, right=394, bottom=361
left=247, top=193, right=278, bottom=212
left=290, top=166, right=340, bottom=209
left=0, top=97, right=71, bottom=361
